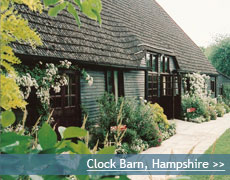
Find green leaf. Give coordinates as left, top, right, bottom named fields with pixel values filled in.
left=48, top=2, right=68, bottom=17
left=81, top=0, right=102, bottom=22
left=38, top=123, right=57, bottom=150
left=101, top=176, right=130, bottom=180
left=119, top=175, right=131, bottom=180
left=97, top=146, right=116, bottom=154
left=67, top=141, right=91, bottom=154
left=0, top=132, right=31, bottom=154
left=39, top=147, right=69, bottom=154
left=67, top=3, right=81, bottom=26
left=75, top=175, right=89, bottom=180
left=43, top=0, right=59, bottom=7
left=42, top=175, right=68, bottom=180
left=0, top=175, right=18, bottom=180
left=63, top=127, right=87, bottom=139
left=73, top=0, right=82, bottom=11
left=1, top=110, right=16, bottom=127
left=92, top=9, right=101, bottom=24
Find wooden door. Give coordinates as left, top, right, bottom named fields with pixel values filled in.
left=50, top=71, right=81, bottom=128
left=159, top=74, right=181, bottom=119
left=148, top=73, right=159, bottom=103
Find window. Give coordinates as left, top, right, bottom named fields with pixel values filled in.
left=220, top=84, right=223, bottom=95
left=161, top=75, right=172, bottom=96
left=211, top=80, right=215, bottom=93
left=50, top=73, right=77, bottom=108
left=160, top=56, right=170, bottom=73
left=106, top=70, right=124, bottom=100
left=146, top=53, right=158, bottom=72
left=50, top=72, right=81, bottom=127
left=148, top=73, right=158, bottom=99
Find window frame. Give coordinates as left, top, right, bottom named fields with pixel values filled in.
left=211, top=80, right=215, bottom=93
left=146, top=52, right=158, bottom=72
left=105, top=70, right=124, bottom=98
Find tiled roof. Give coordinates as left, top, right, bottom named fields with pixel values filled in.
left=13, top=0, right=217, bottom=74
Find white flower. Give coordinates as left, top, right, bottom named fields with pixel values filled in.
left=60, top=60, right=72, bottom=68
left=88, top=77, right=93, bottom=86
left=86, top=74, right=90, bottom=81
left=53, top=85, right=61, bottom=93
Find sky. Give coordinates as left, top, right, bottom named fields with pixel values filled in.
left=156, top=0, right=230, bottom=47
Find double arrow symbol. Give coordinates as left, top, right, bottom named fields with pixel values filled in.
left=213, top=162, right=224, bottom=167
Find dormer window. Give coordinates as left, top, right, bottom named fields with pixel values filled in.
left=146, top=52, right=158, bottom=72
left=160, top=56, right=170, bottom=73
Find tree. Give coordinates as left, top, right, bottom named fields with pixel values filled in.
left=205, top=36, right=230, bottom=77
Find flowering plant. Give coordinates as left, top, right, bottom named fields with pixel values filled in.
left=110, top=125, right=127, bottom=133
left=15, top=60, right=93, bottom=121
left=181, top=72, right=222, bottom=122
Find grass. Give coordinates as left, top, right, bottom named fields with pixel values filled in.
left=186, top=128, right=230, bottom=180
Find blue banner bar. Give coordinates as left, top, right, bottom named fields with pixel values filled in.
left=0, top=154, right=230, bottom=175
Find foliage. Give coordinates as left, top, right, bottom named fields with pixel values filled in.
left=117, top=139, right=149, bottom=154
left=183, top=73, right=210, bottom=97
left=44, top=0, right=102, bottom=26
left=223, top=103, right=230, bottom=113
left=139, top=120, right=162, bottom=147
left=1, top=0, right=101, bottom=134
left=150, top=103, right=169, bottom=129
left=223, top=83, right=230, bottom=105
left=205, top=35, right=230, bottom=77
left=0, top=74, right=27, bottom=110
left=182, top=94, right=206, bottom=121
left=0, top=113, right=122, bottom=180
left=208, top=106, right=217, bottom=120
left=159, top=122, right=176, bottom=141
left=182, top=73, right=210, bottom=121
left=215, top=103, right=225, bottom=117
left=89, top=93, right=163, bottom=154
left=0, top=0, right=42, bottom=112
left=181, top=72, right=229, bottom=123
left=14, top=61, right=94, bottom=123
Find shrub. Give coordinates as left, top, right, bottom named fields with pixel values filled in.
left=122, top=128, right=138, bottom=144
left=117, top=139, right=149, bottom=154
left=150, top=103, right=169, bottom=129
left=215, top=103, right=225, bottom=117
left=223, top=103, right=230, bottom=113
left=223, top=84, right=230, bottom=105
left=139, top=120, right=162, bottom=147
left=182, top=94, right=206, bottom=121
left=89, top=93, right=163, bottom=153
left=190, top=116, right=206, bottom=123
left=203, top=108, right=211, bottom=121
left=159, top=122, right=176, bottom=140
left=209, top=106, right=217, bottom=120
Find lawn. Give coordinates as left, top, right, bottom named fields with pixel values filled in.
left=186, top=128, right=230, bottom=180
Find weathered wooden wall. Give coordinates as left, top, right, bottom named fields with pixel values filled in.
left=217, top=73, right=230, bottom=95
left=80, top=70, right=105, bottom=121
left=124, top=70, right=145, bottom=98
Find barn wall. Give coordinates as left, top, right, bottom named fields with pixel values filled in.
left=140, top=56, right=147, bottom=68
left=217, top=74, right=230, bottom=95
left=80, top=70, right=105, bottom=122
left=124, top=70, right=145, bottom=98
